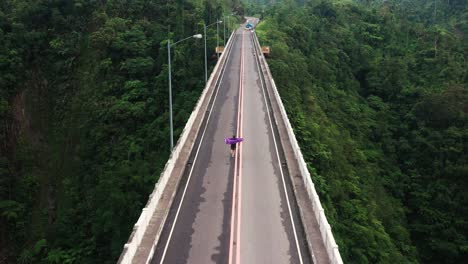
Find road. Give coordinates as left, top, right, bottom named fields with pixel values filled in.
left=150, top=24, right=310, bottom=264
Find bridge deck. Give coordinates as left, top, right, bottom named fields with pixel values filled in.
left=149, top=26, right=316, bottom=264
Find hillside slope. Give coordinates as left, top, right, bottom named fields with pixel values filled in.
left=256, top=1, right=467, bottom=263
left=0, top=0, right=240, bottom=263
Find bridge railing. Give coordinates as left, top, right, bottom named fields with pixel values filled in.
left=252, top=31, right=343, bottom=264
left=118, top=30, right=236, bottom=264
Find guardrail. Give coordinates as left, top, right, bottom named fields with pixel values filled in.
left=118, top=30, right=236, bottom=264
left=252, top=31, right=343, bottom=264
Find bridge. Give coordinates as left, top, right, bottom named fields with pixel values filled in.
left=118, top=20, right=343, bottom=264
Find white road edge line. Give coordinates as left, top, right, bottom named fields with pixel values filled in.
left=251, top=32, right=305, bottom=264
left=229, top=29, right=243, bottom=264
left=159, top=32, right=237, bottom=264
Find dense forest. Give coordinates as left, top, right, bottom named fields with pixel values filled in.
left=1, top=0, right=466, bottom=263
left=256, top=0, right=467, bottom=263
left=0, top=0, right=241, bottom=263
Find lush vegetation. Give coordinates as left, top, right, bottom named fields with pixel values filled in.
left=256, top=0, right=467, bottom=263
left=1, top=0, right=466, bottom=263
left=0, top=0, right=241, bottom=263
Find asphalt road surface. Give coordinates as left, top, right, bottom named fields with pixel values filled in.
left=151, top=25, right=310, bottom=264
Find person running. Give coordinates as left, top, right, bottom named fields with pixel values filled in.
left=230, top=134, right=237, bottom=157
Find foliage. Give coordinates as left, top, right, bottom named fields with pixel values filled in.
left=0, top=0, right=237, bottom=263
left=257, top=0, right=467, bottom=263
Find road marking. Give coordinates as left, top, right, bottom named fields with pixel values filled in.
left=235, top=29, right=245, bottom=264
left=227, top=31, right=239, bottom=264
left=158, top=31, right=237, bottom=264
left=228, top=28, right=245, bottom=264
left=251, top=33, right=305, bottom=264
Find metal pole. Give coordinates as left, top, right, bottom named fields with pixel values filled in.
left=167, top=40, right=174, bottom=150
left=216, top=20, right=219, bottom=59
left=204, top=24, right=207, bottom=83
left=223, top=16, right=226, bottom=46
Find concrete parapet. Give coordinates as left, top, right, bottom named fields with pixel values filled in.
left=252, top=32, right=343, bottom=264
left=118, top=31, right=236, bottom=264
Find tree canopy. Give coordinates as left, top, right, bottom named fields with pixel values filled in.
left=0, top=0, right=241, bottom=263
left=256, top=0, right=467, bottom=263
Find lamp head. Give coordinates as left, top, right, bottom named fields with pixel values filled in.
left=193, top=34, right=203, bottom=39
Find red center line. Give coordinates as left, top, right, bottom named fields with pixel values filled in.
left=235, top=30, right=245, bottom=264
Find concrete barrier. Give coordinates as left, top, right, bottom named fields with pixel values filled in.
left=118, top=31, right=236, bottom=264
left=252, top=32, right=343, bottom=264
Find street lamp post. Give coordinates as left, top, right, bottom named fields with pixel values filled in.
left=167, top=33, right=202, bottom=150
left=204, top=20, right=222, bottom=83
left=224, top=13, right=235, bottom=43
left=225, top=13, right=234, bottom=43
left=204, top=25, right=207, bottom=83
left=216, top=20, right=219, bottom=59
